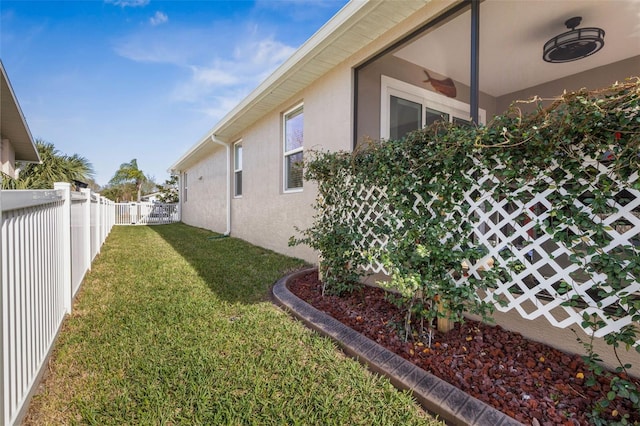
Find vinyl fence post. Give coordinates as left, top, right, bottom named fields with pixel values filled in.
left=94, top=193, right=101, bottom=255
left=99, top=196, right=105, bottom=245
left=81, top=188, right=91, bottom=271
left=54, top=182, right=73, bottom=314
left=0, top=189, right=6, bottom=425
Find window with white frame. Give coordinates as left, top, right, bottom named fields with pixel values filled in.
left=381, top=75, right=486, bottom=140
left=283, top=104, right=304, bottom=192
left=234, top=140, right=243, bottom=197
left=183, top=172, right=188, bottom=202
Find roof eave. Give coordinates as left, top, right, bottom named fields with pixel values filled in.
left=0, top=60, right=41, bottom=163
left=171, top=0, right=434, bottom=172
left=170, top=1, right=370, bottom=173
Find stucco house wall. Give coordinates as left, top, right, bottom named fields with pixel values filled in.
left=180, top=150, right=227, bottom=234
left=178, top=59, right=356, bottom=263
left=173, top=1, right=458, bottom=263
left=1, top=139, right=17, bottom=177
left=228, top=64, right=353, bottom=263
left=176, top=63, right=356, bottom=263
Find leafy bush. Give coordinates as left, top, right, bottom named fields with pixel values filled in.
left=292, top=78, right=640, bottom=423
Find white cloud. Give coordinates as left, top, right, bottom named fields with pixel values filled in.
left=192, top=66, right=238, bottom=87
left=113, top=20, right=298, bottom=123
left=113, top=28, right=208, bottom=64
left=115, top=39, right=182, bottom=64
left=197, top=93, right=247, bottom=120
left=172, top=65, right=239, bottom=103
left=236, top=38, right=295, bottom=68
left=104, top=0, right=149, bottom=7
left=150, top=11, right=168, bottom=26
left=171, top=35, right=295, bottom=106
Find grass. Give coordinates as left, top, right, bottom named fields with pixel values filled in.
left=26, top=223, right=442, bottom=425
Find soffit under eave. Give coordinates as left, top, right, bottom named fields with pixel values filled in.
left=0, top=69, right=40, bottom=163
left=169, top=138, right=223, bottom=173
left=209, top=0, right=430, bottom=141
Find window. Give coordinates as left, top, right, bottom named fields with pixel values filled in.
left=390, top=95, right=422, bottom=140
left=381, top=75, right=486, bottom=140
left=234, top=140, right=243, bottom=197
left=283, top=104, right=304, bottom=192
left=183, top=172, right=188, bottom=202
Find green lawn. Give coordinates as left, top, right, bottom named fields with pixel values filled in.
left=26, top=223, right=441, bottom=425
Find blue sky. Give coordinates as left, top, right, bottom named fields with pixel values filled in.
left=1, top=0, right=348, bottom=186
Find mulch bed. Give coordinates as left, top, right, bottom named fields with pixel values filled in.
left=288, top=271, right=639, bottom=426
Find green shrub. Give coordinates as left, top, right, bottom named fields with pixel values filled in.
left=292, top=78, right=640, bottom=423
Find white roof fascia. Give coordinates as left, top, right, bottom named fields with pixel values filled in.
left=0, top=60, right=41, bottom=163
left=209, top=1, right=373, bottom=132
left=169, top=0, right=429, bottom=173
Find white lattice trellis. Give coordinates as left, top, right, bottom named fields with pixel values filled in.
left=333, top=155, right=640, bottom=345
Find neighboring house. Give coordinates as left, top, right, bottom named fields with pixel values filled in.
left=141, top=192, right=162, bottom=203
left=170, top=0, right=640, bottom=369
left=0, top=60, right=40, bottom=178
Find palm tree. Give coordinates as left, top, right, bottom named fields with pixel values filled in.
left=3, top=140, right=94, bottom=189
left=108, top=159, right=147, bottom=202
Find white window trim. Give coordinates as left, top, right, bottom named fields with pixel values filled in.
left=380, top=75, right=486, bottom=140
left=233, top=139, right=243, bottom=198
left=283, top=102, right=304, bottom=193
left=183, top=172, right=188, bottom=203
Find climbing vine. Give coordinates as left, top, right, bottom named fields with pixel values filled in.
left=291, top=78, right=640, bottom=423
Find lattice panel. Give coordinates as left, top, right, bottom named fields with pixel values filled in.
left=333, top=155, right=640, bottom=345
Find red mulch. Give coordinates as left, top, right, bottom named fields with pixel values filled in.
left=288, top=271, right=639, bottom=426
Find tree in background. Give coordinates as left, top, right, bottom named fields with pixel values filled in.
left=1, top=139, right=93, bottom=189
left=84, top=177, right=102, bottom=192
left=107, top=159, right=148, bottom=202
left=100, top=184, right=127, bottom=202
left=157, top=175, right=179, bottom=203
left=140, top=177, right=157, bottom=197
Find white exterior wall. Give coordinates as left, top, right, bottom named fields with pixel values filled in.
left=180, top=149, right=227, bottom=234
left=1, top=138, right=16, bottom=177
left=229, top=65, right=353, bottom=263
left=177, top=1, right=452, bottom=264
left=179, top=65, right=354, bottom=264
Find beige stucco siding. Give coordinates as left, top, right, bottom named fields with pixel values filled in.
left=1, top=138, right=16, bottom=177
left=178, top=0, right=459, bottom=263
left=181, top=150, right=227, bottom=234
left=230, top=63, right=353, bottom=264
left=180, top=61, right=354, bottom=264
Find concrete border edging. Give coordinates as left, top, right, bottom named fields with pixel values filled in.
left=272, top=268, right=524, bottom=426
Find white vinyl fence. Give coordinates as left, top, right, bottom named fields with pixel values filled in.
left=0, top=183, right=114, bottom=426
left=114, top=202, right=179, bottom=225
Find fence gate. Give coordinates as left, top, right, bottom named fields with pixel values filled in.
left=114, top=202, right=180, bottom=225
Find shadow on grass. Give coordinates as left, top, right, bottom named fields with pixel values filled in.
left=149, top=223, right=307, bottom=304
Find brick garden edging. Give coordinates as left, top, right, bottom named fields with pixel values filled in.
left=272, top=268, right=524, bottom=426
